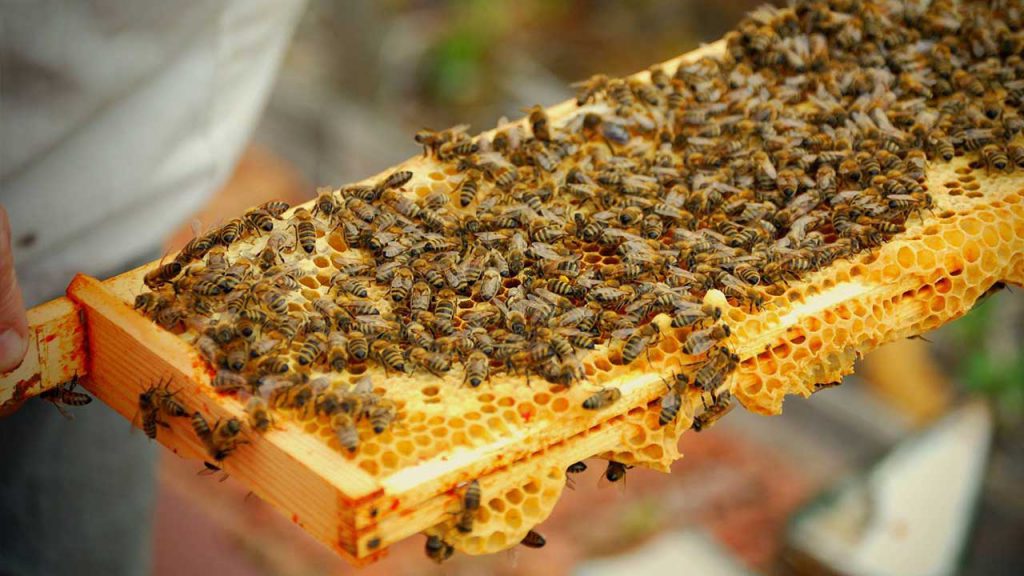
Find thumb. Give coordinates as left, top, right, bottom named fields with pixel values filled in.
left=0, top=205, right=28, bottom=373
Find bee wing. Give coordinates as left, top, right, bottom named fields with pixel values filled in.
left=611, top=327, right=636, bottom=340
left=529, top=242, right=563, bottom=260
left=352, top=375, right=374, bottom=395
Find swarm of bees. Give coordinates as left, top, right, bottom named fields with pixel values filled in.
left=132, top=0, right=1023, bottom=560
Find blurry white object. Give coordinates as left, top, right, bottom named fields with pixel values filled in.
left=576, top=528, right=751, bottom=576
left=789, top=401, right=993, bottom=576
left=1, top=0, right=305, bottom=305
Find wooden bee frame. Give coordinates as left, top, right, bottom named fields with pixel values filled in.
left=2, top=33, right=1024, bottom=563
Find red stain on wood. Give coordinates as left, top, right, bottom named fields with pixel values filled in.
left=291, top=513, right=300, bottom=523
left=43, top=334, right=57, bottom=343
left=389, top=498, right=400, bottom=511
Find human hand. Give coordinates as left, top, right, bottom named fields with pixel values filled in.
left=0, top=205, right=28, bottom=373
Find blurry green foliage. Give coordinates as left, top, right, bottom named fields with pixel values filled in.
left=949, top=293, right=1024, bottom=418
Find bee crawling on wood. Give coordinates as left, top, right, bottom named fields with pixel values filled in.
left=135, top=377, right=189, bottom=439
left=40, top=374, right=92, bottom=419
left=192, top=413, right=246, bottom=461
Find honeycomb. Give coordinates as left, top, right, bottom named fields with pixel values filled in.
left=116, top=0, right=1024, bottom=562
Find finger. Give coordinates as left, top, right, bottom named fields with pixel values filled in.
left=0, top=205, right=28, bottom=373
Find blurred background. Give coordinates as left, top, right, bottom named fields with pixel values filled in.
left=158, top=1, right=1024, bottom=574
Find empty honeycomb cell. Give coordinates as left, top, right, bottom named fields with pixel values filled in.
left=628, top=425, right=647, bottom=447
left=381, top=450, right=398, bottom=469
left=947, top=295, right=962, bottom=311
left=896, top=246, right=916, bottom=268
left=981, top=226, right=1000, bottom=248
left=506, top=489, right=524, bottom=505
left=428, top=172, right=446, bottom=181
left=504, top=409, right=521, bottom=424
left=917, top=249, right=937, bottom=270
left=982, top=249, right=1000, bottom=271
left=643, top=444, right=665, bottom=460
left=451, top=430, right=469, bottom=446
left=809, top=334, right=827, bottom=353
left=963, top=241, right=981, bottom=263
left=360, top=460, right=379, bottom=476
left=497, top=396, right=515, bottom=408
left=998, top=221, right=1016, bottom=243
left=959, top=218, right=982, bottom=235
left=431, top=426, right=447, bottom=438
left=551, top=397, right=569, bottom=413
left=488, top=498, right=506, bottom=513
left=468, top=423, right=487, bottom=438
left=480, top=404, right=497, bottom=415
left=396, top=439, right=414, bottom=456
left=523, top=497, right=541, bottom=518
left=422, top=385, right=439, bottom=397
left=326, top=233, right=346, bottom=252
left=805, top=316, right=822, bottom=332
left=486, top=416, right=504, bottom=431
left=488, top=532, right=507, bottom=550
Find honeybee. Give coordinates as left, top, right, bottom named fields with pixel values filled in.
left=521, top=530, right=547, bottom=549
left=332, top=412, right=359, bottom=453
left=246, top=397, right=273, bottom=433
left=212, top=369, right=247, bottom=392
left=207, top=417, right=245, bottom=461
left=682, top=324, right=731, bottom=356
left=604, top=460, right=630, bottom=483
left=415, top=124, right=469, bottom=156
left=614, top=323, right=660, bottom=364
left=290, top=208, right=317, bottom=254
left=296, top=332, right=327, bottom=366
left=383, top=169, right=414, bottom=190
left=982, top=144, right=1009, bottom=172
left=244, top=208, right=276, bottom=234
left=582, top=387, right=622, bottom=410
left=463, top=350, right=490, bottom=387
left=372, top=340, right=405, bottom=374
left=692, top=392, right=735, bottom=432
left=658, top=387, right=682, bottom=427
left=368, top=403, right=395, bottom=434
left=389, top=267, right=413, bottom=302
left=693, top=347, right=740, bottom=393
left=258, top=200, right=290, bottom=218
left=40, top=374, right=92, bottom=419
left=455, top=480, right=481, bottom=533
left=527, top=105, right=551, bottom=141
left=144, top=262, right=183, bottom=290
left=407, top=346, right=451, bottom=376
left=670, top=300, right=722, bottom=329
left=572, top=73, right=609, bottom=105
left=312, top=188, right=339, bottom=218
left=424, top=534, right=454, bottom=564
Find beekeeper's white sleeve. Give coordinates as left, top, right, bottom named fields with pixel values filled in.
left=0, top=0, right=306, bottom=306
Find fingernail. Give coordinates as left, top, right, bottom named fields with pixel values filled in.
left=0, top=329, right=27, bottom=373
